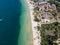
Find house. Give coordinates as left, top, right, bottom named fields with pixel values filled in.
left=38, top=4, right=45, bottom=11
left=42, top=12, right=49, bottom=19
left=41, top=12, right=50, bottom=23
left=38, top=2, right=53, bottom=11
left=38, top=1, right=47, bottom=5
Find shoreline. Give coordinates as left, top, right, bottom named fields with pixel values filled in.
left=26, top=0, right=41, bottom=45
left=18, top=0, right=34, bottom=45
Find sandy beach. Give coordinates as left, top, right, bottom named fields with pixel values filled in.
left=18, top=0, right=34, bottom=45
left=26, top=0, right=41, bottom=45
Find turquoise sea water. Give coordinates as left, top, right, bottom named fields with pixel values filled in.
left=18, top=0, right=33, bottom=45
left=0, top=0, right=33, bottom=45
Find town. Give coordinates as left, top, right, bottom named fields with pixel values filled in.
left=30, top=0, right=60, bottom=45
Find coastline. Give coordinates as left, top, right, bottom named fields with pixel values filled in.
left=26, top=0, right=41, bottom=45
left=18, top=0, right=33, bottom=45
left=25, top=0, right=60, bottom=45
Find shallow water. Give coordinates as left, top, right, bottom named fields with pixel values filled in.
left=18, top=0, right=33, bottom=45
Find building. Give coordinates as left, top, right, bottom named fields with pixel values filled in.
left=38, top=4, right=45, bottom=11
left=41, top=12, right=50, bottom=23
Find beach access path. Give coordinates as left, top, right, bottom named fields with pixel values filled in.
left=26, top=0, right=41, bottom=45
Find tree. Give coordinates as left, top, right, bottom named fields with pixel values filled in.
left=57, top=0, right=60, bottom=2
left=34, top=16, right=40, bottom=22
left=31, top=0, right=38, bottom=2
left=54, top=22, right=58, bottom=26
left=33, top=7, right=39, bottom=16
left=57, top=4, right=60, bottom=12
left=37, top=26, right=40, bottom=31
left=48, top=0, right=55, bottom=4
left=53, top=43, right=58, bottom=45
left=51, top=10, right=57, bottom=20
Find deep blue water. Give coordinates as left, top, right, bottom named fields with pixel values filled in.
left=0, top=0, right=21, bottom=45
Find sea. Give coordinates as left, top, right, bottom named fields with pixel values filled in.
left=0, top=0, right=20, bottom=45
left=0, top=0, right=33, bottom=45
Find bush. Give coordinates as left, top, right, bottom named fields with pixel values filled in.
left=53, top=43, right=58, bottom=45
left=34, top=16, right=40, bottom=22
left=57, top=4, right=60, bottom=12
